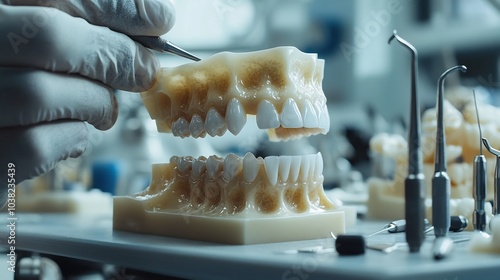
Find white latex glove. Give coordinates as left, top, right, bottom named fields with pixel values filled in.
left=0, top=0, right=175, bottom=207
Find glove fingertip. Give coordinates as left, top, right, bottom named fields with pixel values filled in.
left=132, top=46, right=160, bottom=92
left=140, top=0, right=176, bottom=36
left=94, top=91, right=119, bottom=131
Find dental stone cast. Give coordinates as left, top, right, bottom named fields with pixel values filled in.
left=114, top=47, right=345, bottom=244
left=113, top=153, right=346, bottom=244
left=140, top=46, right=329, bottom=141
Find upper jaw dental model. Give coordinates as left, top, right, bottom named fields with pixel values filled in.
left=113, top=46, right=346, bottom=244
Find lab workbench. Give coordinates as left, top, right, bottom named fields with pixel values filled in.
left=0, top=213, right=499, bottom=280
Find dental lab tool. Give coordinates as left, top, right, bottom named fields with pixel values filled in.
left=365, top=219, right=407, bottom=237
left=449, top=215, right=468, bottom=232
left=388, top=30, right=426, bottom=253
left=433, top=65, right=467, bottom=238
left=472, top=90, right=487, bottom=231
left=433, top=237, right=471, bottom=260
left=433, top=237, right=454, bottom=260
left=366, top=219, right=430, bottom=237
left=425, top=216, right=469, bottom=234
left=331, top=232, right=366, bottom=256
left=131, top=35, right=201, bottom=61
left=482, top=138, right=500, bottom=215
left=366, top=242, right=408, bottom=254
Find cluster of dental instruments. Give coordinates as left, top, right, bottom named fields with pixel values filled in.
left=293, top=30, right=500, bottom=260
left=388, top=30, right=499, bottom=258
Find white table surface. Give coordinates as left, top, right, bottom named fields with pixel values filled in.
left=0, top=213, right=499, bottom=280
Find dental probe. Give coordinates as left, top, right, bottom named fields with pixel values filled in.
left=130, top=35, right=201, bottom=61
left=432, top=65, right=467, bottom=238
left=388, top=30, right=426, bottom=253
left=482, top=137, right=500, bottom=215
left=472, top=90, right=487, bottom=231
left=365, top=219, right=431, bottom=237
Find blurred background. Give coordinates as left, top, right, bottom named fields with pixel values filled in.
left=18, top=0, right=500, bottom=199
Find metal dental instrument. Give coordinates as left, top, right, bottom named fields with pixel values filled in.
left=482, top=137, right=500, bottom=215
left=365, top=219, right=431, bottom=237
left=365, top=220, right=407, bottom=237
left=473, top=90, right=487, bottom=231
left=131, top=35, right=201, bottom=61
left=433, top=65, right=467, bottom=238
left=388, top=30, right=426, bottom=253
left=426, top=215, right=469, bottom=234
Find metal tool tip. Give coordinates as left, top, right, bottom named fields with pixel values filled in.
left=460, top=65, right=467, bottom=72
left=482, top=138, right=489, bottom=149
left=388, top=30, right=398, bottom=44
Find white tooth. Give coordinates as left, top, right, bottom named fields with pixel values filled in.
left=317, top=104, right=330, bottom=132
left=205, top=108, right=227, bottom=137
left=206, top=156, right=223, bottom=178
left=178, top=156, right=194, bottom=173
left=243, top=152, right=260, bottom=183
left=280, top=98, right=303, bottom=128
left=189, top=114, right=205, bottom=138
left=264, top=156, right=279, bottom=185
left=308, top=154, right=316, bottom=180
left=300, top=155, right=311, bottom=181
left=191, top=158, right=207, bottom=179
left=314, top=152, right=323, bottom=179
left=256, top=100, right=280, bottom=129
left=172, top=117, right=190, bottom=138
left=226, top=99, right=247, bottom=135
left=301, top=100, right=319, bottom=128
left=223, top=154, right=242, bottom=181
left=278, top=156, right=291, bottom=182
left=290, top=156, right=301, bottom=182
left=170, top=156, right=179, bottom=165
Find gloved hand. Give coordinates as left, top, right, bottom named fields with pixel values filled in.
left=0, top=0, right=176, bottom=206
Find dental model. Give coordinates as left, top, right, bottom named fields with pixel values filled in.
left=367, top=99, right=496, bottom=230
left=140, top=46, right=329, bottom=141
left=113, top=47, right=346, bottom=244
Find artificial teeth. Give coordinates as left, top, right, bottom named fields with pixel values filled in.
left=256, top=100, right=280, bottom=129
left=279, top=156, right=291, bottom=182
left=189, top=114, right=205, bottom=138
left=280, top=98, right=303, bottom=128
left=206, top=155, right=223, bottom=178
left=289, top=156, right=301, bottom=182
left=299, top=155, right=311, bottom=181
left=264, top=156, right=279, bottom=185
left=226, top=98, right=247, bottom=135
left=178, top=156, right=194, bottom=173
left=205, top=108, right=227, bottom=137
left=317, top=104, right=330, bottom=131
left=221, top=154, right=241, bottom=182
left=191, top=157, right=207, bottom=179
left=172, top=117, right=190, bottom=138
left=301, top=100, right=319, bottom=128
left=242, top=152, right=260, bottom=183
left=314, top=153, right=323, bottom=179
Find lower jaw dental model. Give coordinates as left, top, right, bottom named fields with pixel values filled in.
left=113, top=47, right=346, bottom=244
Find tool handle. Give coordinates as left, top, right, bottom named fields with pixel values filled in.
left=405, top=175, right=426, bottom=252
left=473, top=155, right=487, bottom=231
left=450, top=215, right=468, bottom=232
left=432, top=173, right=450, bottom=237
left=387, top=220, right=406, bottom=233
left=494, top=158, right=500, bottom=215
